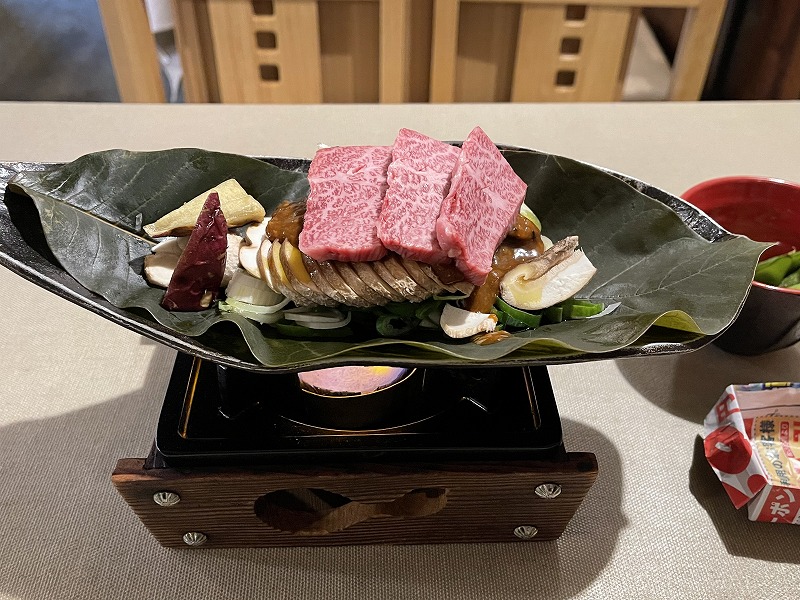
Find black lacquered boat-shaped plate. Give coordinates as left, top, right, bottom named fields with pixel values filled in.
left=0, top=149, right=768, bottom=373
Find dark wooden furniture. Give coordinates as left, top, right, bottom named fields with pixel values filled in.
left=113, top=454, right=598, bottom=547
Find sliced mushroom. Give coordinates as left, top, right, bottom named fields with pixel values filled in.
left=501, top=247, right=596, bottom=311
left=420, top=263, right=473, bottom=296
left=333, top=262, right=390, bottom=306
left=222, top=234, right=243, bottom=287
left=352, top=261, right=405, bottom=302
left=401, top=258, right=446, bottom=296
left=239, top=219, right=269, bottom=280
left=302, top=254, right=349, bottom=305
left=379, top=256, right=428, bottom=302
left=439, top=304, right=498, bottom=339
left=315, top=261, right=372, bottom=308
left=260, top=239, right=309, bottom=306
left=279, top=240, right=338, bottom=307
left=144, top=252, right=179, bottom=288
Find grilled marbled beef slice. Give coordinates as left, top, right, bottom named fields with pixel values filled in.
left=435, top=126, right=527, bottom=286
left=299, top=145, right=392, bottom=262
left=377, top=128, right=459, bottom=263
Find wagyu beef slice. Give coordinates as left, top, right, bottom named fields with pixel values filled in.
left=377, top=128, right=460, bottom=263
left=299, top=145, right=392, bottom=262
left=436, top=126, right=527, bottom=286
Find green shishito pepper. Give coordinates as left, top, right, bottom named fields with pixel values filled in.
left=755, top=250, right=800, bottom=288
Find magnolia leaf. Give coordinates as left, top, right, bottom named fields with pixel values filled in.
left=4, top=148, right=768, bottom=371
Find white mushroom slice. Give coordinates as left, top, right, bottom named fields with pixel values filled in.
left=222, top=234, right=243, bottom=287
left=145, top=234, right=242, bottom=289
left=143, top=253, right=179, bottom=288
left=439, top=304, right=498, bottom=339
left=240, top=219, right=269, bottom=280
left=500, top=249, right=597, bottom=310
left=144, top=238, right=185, bottom=288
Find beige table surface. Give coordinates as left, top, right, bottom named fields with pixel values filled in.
left=1, top=101, right=799, bottom=600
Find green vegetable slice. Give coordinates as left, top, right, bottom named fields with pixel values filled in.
left=274, top=322, right=354, bottom=338
left=495, top=297, right=542, bottom=328
left=565, top=303, right=604, bottom=319
left=755, top=255, right=793, bottom=286
left=376, top=315, right=417, bottom=336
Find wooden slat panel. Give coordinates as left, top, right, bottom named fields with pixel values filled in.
left=454, top=2, right=520, bottom=102
left=669, top=0, right=727, bottom=100
left=511, top=6, right=573, bottom=102
left=97, top=0, right=165, bottom=102
left=379, top=0, right=412, bottom=102
left=407, top=0, right=434, bottom=102
left=171, top=0, right=219, bottom=103
left=266, top=0, right=323, bottom=103
left=319, top=1, right=380, bottom=102
left=206, top=0, right=262, bottom=102
left=575, top=6, right=635, bottom=101
left=429, top=0, right=460, bottom=102
left=462, top=0, right=702, bottom=7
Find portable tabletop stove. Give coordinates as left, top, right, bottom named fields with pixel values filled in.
left=113, top=354, right=597, bottom=548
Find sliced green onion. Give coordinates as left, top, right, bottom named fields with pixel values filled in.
left=376, top=315, right=417, bottom=336
left=382, top=302, right=418, bottom=318
left=414, top=300, right=442, bottom=321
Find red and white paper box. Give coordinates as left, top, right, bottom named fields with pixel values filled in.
left=703, top=383, right=800, bottom=524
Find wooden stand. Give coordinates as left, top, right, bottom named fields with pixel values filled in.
left=113, top=453, right=597, bottom=548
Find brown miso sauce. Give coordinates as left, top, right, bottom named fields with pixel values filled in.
left=507, top=213, right=538, bottom=240
left=472, top=330, right=512, bottom=345
left=267, top=200, right=307, bottom=247
left=466, top=233, right=544, bottom=314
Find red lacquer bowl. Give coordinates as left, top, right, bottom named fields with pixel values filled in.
left=682, top=176, right=800, bottom=355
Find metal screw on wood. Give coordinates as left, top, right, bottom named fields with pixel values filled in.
left=534, top=483, right=562, bottom=499
left=182, top=532, right=207, bottom=547
left=514, top=525, right=538, bottom=540
left=153, top=491, right=181, bottom=506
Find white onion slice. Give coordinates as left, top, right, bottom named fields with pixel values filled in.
left=283, top=307, right=347, bottom=323
left=223, top=296, right=290, bottom=315
left=285, top=312, right=352, bottom=329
